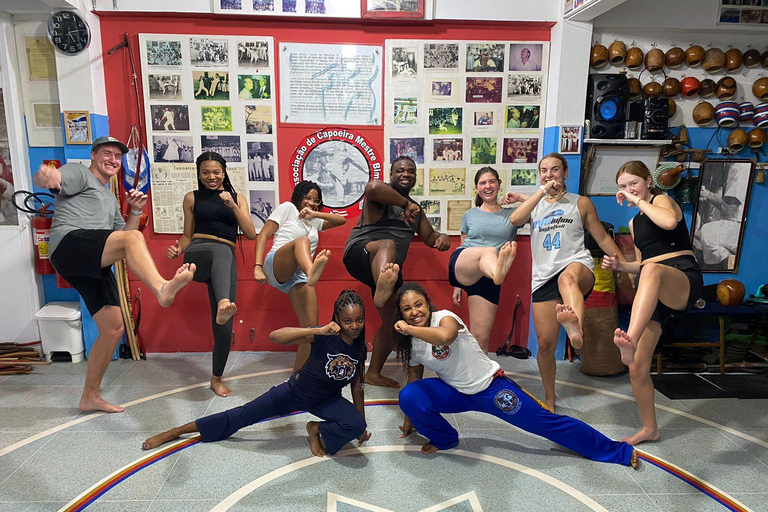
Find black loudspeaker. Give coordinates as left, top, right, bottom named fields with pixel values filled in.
left=586, top=74, right=629, bottom=139
left=640, top=97, right=669, bottom=140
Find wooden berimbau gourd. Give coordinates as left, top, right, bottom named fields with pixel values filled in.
left=653, top=162, right=686, bottom=190
left=717, top=279, right=746, bottom=307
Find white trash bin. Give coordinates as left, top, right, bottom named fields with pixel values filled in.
left=35, top=302, right=84, bottom=363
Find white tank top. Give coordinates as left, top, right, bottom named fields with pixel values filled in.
left=530, top=192, right=594, bottom=293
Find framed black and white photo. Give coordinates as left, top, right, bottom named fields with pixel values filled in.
left=691, top=160, right=755, bottom=273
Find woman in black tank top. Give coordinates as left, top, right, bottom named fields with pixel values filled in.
left=602, top=161, right=703, bottom=446
left=166, top=152, right=256, bottom=397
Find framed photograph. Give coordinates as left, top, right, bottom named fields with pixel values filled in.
left=427, top=79, right=457, bottom=101
left=505, top=105, right=540, bottom=130
left=423, top=43, right=459, bottom=70
left=501, top=137, right=538, bottom=164
left=559, top=125, right=582, bottom=154
left=246, top=142, right=275, bottom=182
left=392, top=47, right=418, bottom=80
left=507, top=74, right=543, bottom=102
left=390, top=137, right=425, bottom=164
left=470, top=137, right=497, bottom=165
left=394, top=97, right=418, bottom=125
left=362, top=0, right=425, bottom=19
left=466, top=44, right=505, bottom=72
left=63, top=111, right=91, bottom=145
left=428, top=107, right=463, bottom=134
left=190, top=38, right=229, bottom=67
left=432, top=138, right=463, bottom=162
left=509, top=44, right=544, bottom=72
left=152, top=135, right=194, bottom=163
left=151, top=105, right=190, bottom=132
left=473, top=110, right=495, bottom=128
left=465, top=77, right=503, bottom=103
left=691, top=160, right=755, bottom=273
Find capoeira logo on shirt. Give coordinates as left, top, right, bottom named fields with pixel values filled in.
left=326, top=353, right=358, bottom=381
left=494, top=389, right=522, bottom=415
left=432, top=345, right=451, bottom=360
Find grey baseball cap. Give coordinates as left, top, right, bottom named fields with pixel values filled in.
left=91, top=136, right=129, bottom=154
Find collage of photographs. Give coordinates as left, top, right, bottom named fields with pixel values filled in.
left=386, top=40, right=548, bottom=234
left=140, top=35, right=278, bottom=234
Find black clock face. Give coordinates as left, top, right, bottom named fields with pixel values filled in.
left=47, top=11, right=91, bottom=54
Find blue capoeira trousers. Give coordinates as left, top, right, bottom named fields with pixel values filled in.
left=195, top=380, right=366, bottom=455
left=398, top=374, right=633, bottom=466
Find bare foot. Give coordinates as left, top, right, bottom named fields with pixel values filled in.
left=544, top=398, right=556, bottom=414
left=364, top=372, right=400, bottom=388
left=158, top=263, right=196, bottom=307
left=79, top=394, right=124, bottom=413
left=613, top=328, right=636, bottom=365
left=493, top=241, right=517, bottom=285
left=373, top=263, right=400, bottom=308
left=556, top=303, right=583, bottom=349
left=216, top=300, right=237, bottom=325
left=621, top=427, right=660, bottom=446
left=142, top=429, right=181, bottom=450
left=307, top=249, right=330, bottom=287
left=306, top=421, right=327, bottom=457
left=210, top=376, right=231, bottom=397
left=421, top=442, right=439, bottom=455
left=629, top=450, right=639, bottom=469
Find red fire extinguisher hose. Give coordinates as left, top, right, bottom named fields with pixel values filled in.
left=12, top=190, right=56, bottom=275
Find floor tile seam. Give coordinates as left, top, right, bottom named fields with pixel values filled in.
left=0, top=428, right=59, bottom=488
left=147, top=448, right=186, bottom=505
left=622, top=458, right=663, bottom=510
left=714, top=428, right=768, bottom=471
left=101, top=360, right=136, bottom=389
left=222, top=352, right=243, bottom=378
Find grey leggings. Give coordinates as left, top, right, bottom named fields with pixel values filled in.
left=184, top=239, right=237, bottom=377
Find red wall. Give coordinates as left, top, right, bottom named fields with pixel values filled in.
left=98, top=13, right=550, bottom=353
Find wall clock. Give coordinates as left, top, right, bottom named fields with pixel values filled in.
left=47, top=11, right=91, bottom=55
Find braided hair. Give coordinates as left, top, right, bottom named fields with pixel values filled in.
left=332, top=289, right=367, bottom=389
left=196, top=151, right=236, bottom=196
left=393, top=282, right=437, bottom=371
left=291, top=180, right=324, bottom=210
left=391, top=155, right=415, bottom=168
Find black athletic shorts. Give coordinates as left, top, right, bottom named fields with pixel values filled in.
left=343, top=239, right=404, bottom=297
left=532, top=265, right=595, bottom=303
left=448, top=247, right=501, bottom=305
left=637, top=255, right=703, bottom=328
left=50, top=229, right=120, bottom=316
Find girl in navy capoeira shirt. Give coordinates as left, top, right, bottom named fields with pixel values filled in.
left=143, top=290, right=370, bottom=457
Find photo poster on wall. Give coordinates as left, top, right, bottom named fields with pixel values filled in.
left=213, top=0, right=361, bottom=18
left=279, top=43, right=383, bottom=126
left=385, top=39, right=548, bottom=234
left=138, top=34, right=278, bottom=234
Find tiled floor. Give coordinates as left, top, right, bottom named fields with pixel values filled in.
left=1, top=352, right=766, bottom=512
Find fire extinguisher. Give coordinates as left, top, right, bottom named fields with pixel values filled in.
left=12, top=190, right=56, bottom=275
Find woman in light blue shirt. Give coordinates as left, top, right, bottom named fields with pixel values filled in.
left=449, top=167, right=527, bottom=352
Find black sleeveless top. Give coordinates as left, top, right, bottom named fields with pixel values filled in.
left=633, top=195, right=692, bottom=260
left=344, top=187, right=420, bottom=265
left=193, top=188, right=239, bottom=243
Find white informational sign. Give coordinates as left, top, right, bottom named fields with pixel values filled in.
left=279, top=43, right=383, bottom=125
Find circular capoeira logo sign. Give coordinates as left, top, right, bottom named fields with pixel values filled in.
left=290, top=127, right=381, bottom=215
left=432, top=345, right=451, bottom=360
left=494, top=389, right=522, bottom=415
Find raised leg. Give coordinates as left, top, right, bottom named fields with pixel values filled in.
left=556, top=263, right=594, bottom=349
left=365, top=239, right=399, bottom=308
left=100, top=230, right=195, bottom=307
left=271, top=236, right=313, bottom=284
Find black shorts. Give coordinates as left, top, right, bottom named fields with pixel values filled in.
left=343, top=239, right=403, bottom=296
left=50, top=229, right=120, bottom=316
left=532, top=265, right=595, bottom=303
left=638, top=255, right=703, bottom=328
left=448, top=247, right=501, bottom=305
